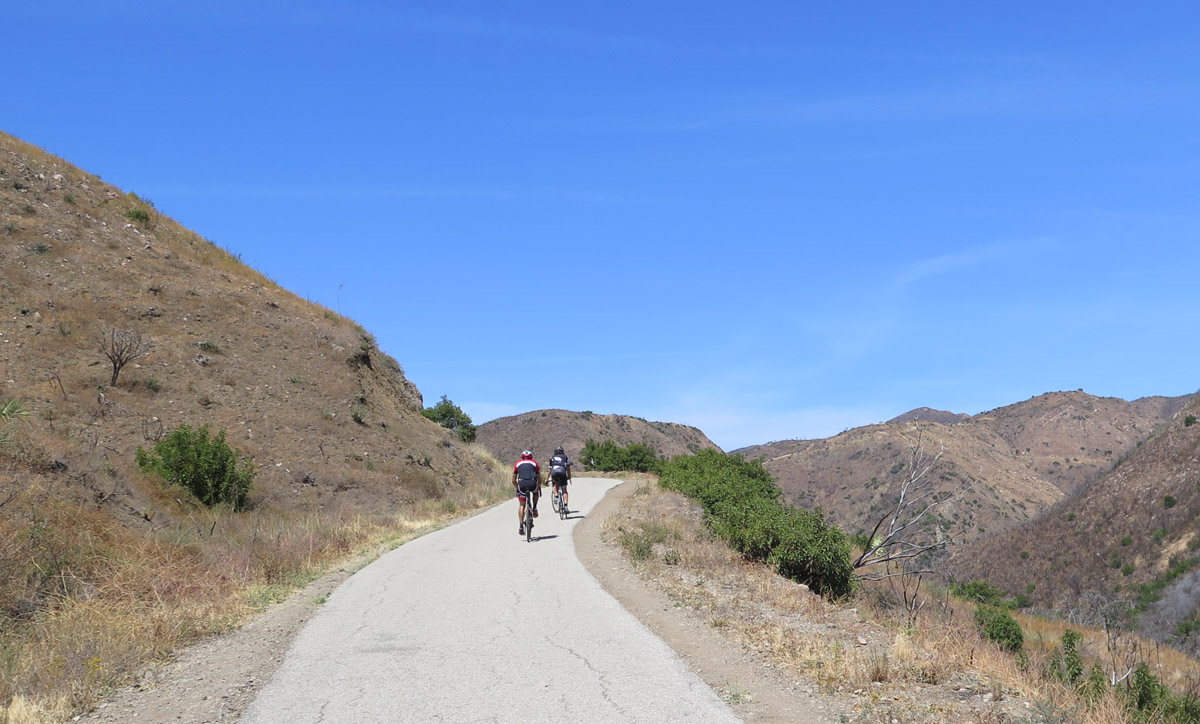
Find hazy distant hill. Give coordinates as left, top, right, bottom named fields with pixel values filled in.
left=887, top=407, right=970, bottom=425
left=950, top=394, right=1200, bottom=653
left=475, top=409, right=720, bottom=467
left=0, top=129, right=496, bottom=531
left=736, top=391, right=1189, bottom=545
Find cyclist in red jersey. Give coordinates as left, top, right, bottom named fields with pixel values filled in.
left=512, top=450, right=541, bottom=536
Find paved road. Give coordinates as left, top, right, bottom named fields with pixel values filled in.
left=239, top=478, right=742, bottom=724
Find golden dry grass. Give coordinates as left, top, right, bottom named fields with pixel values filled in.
left=603, top=482, right=1200, bottom=724
left=0, top=461, right=511, bottom=724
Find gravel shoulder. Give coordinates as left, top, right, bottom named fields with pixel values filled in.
left=77, top=479, right=843, bottom=723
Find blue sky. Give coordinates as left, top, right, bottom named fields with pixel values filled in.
left=6, top=1, right=1199, bottom=450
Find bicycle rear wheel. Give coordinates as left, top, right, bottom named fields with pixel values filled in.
left=525, top=502, right=533, bottom=542
left=558, top=490, right=567, bottom=519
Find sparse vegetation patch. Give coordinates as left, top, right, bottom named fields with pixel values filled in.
left=135, top=424, right=255, bottom=510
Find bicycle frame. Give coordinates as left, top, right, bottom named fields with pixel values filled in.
left=523, top=487, right=535, bottom=542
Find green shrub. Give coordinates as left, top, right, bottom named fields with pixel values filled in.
left=1164, top=495, right=1177, bottom=509
left=136, top=424, right=254, bottom=509
left=1127, top=661, right=1167, bottom=712
left=132, top=376, right=162, bottom=393
left=0, top=397, right=33, bottom=451
left=974, top=606, right=1024, bottom=652
left=659, top=449, right=852, bottom=597
left=579, top=438, right=661, bottom=473
left=1121, top=536, right=1133, bottom=546
left=421, top=395, right=476, bottom=442
left=1179, top=617, right=1200, bottom=639
left=125, top=208, right=150, bottom=223
left=1081, top=663, right=1107, bottom=704
left=1062, top=630, right=1083, bottom=683
left=1186, top=414, right=1197, bottom=427
left=618, top=522, right=671, bottom=561
left=951, top=579, right=1011, bottom=607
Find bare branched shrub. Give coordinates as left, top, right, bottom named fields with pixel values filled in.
left=854, top=426, right=975, bottom=576
left=98, top=328, right=153, bottom=386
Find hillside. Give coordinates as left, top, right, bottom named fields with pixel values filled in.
left=736, top=391, right=1188, bottom=545
left=0, top=132, right=504, bottom=715
left=475, top=409, right=720, bottom=467
left=0, top=131, right=498, bottom=512
left=950, top=394, right=1200, bottom=653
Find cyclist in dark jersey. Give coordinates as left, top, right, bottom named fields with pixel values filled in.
left=512, top=450, right=541, bottom=536
left=547, top=445, right=572, bottom=514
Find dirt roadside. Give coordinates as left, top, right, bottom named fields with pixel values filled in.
left=574, top=479, right=849, bottom=723
left=75, top=480, right=843, bottom=723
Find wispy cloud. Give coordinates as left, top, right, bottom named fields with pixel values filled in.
left=890, top=239, right=1049, bottom=291
left=147, top=183, right=682, bottom=206
left=417, top=350, right=671, bottom=370
left=17, top=1, right=680, bottom=55
left=538, top=71, right=1197, bottom=136
left=361, top=8, right=672, bottom=54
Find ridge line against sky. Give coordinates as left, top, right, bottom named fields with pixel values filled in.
left=5, top=1, right=1199, bottom=449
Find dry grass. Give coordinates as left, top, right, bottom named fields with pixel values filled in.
left=603, top=482, right=1200, bottom=724
left=0, top=461, right=510, bottom=724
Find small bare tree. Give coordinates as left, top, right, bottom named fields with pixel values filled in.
left=853, top=425, right=975, bottom=578
left=98, top=328, right=152, bottom=386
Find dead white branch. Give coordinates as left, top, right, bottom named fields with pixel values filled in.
left=853, top=425, right=975, bottom=577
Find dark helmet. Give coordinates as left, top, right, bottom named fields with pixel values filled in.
left=554, top=446, right=564, bottom=454
left=521, top=450, right=533, bottom=460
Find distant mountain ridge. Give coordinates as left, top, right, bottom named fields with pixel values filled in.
left=736, top=391, right=1190, bottom=545
left=475, top=409, right=720, bottom=467
left=950, top=393, right=1200, bottom=654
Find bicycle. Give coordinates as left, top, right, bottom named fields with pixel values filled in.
left=554, top=485, right=567, bottom=520
left=524, top=490, right=535, bottom=542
